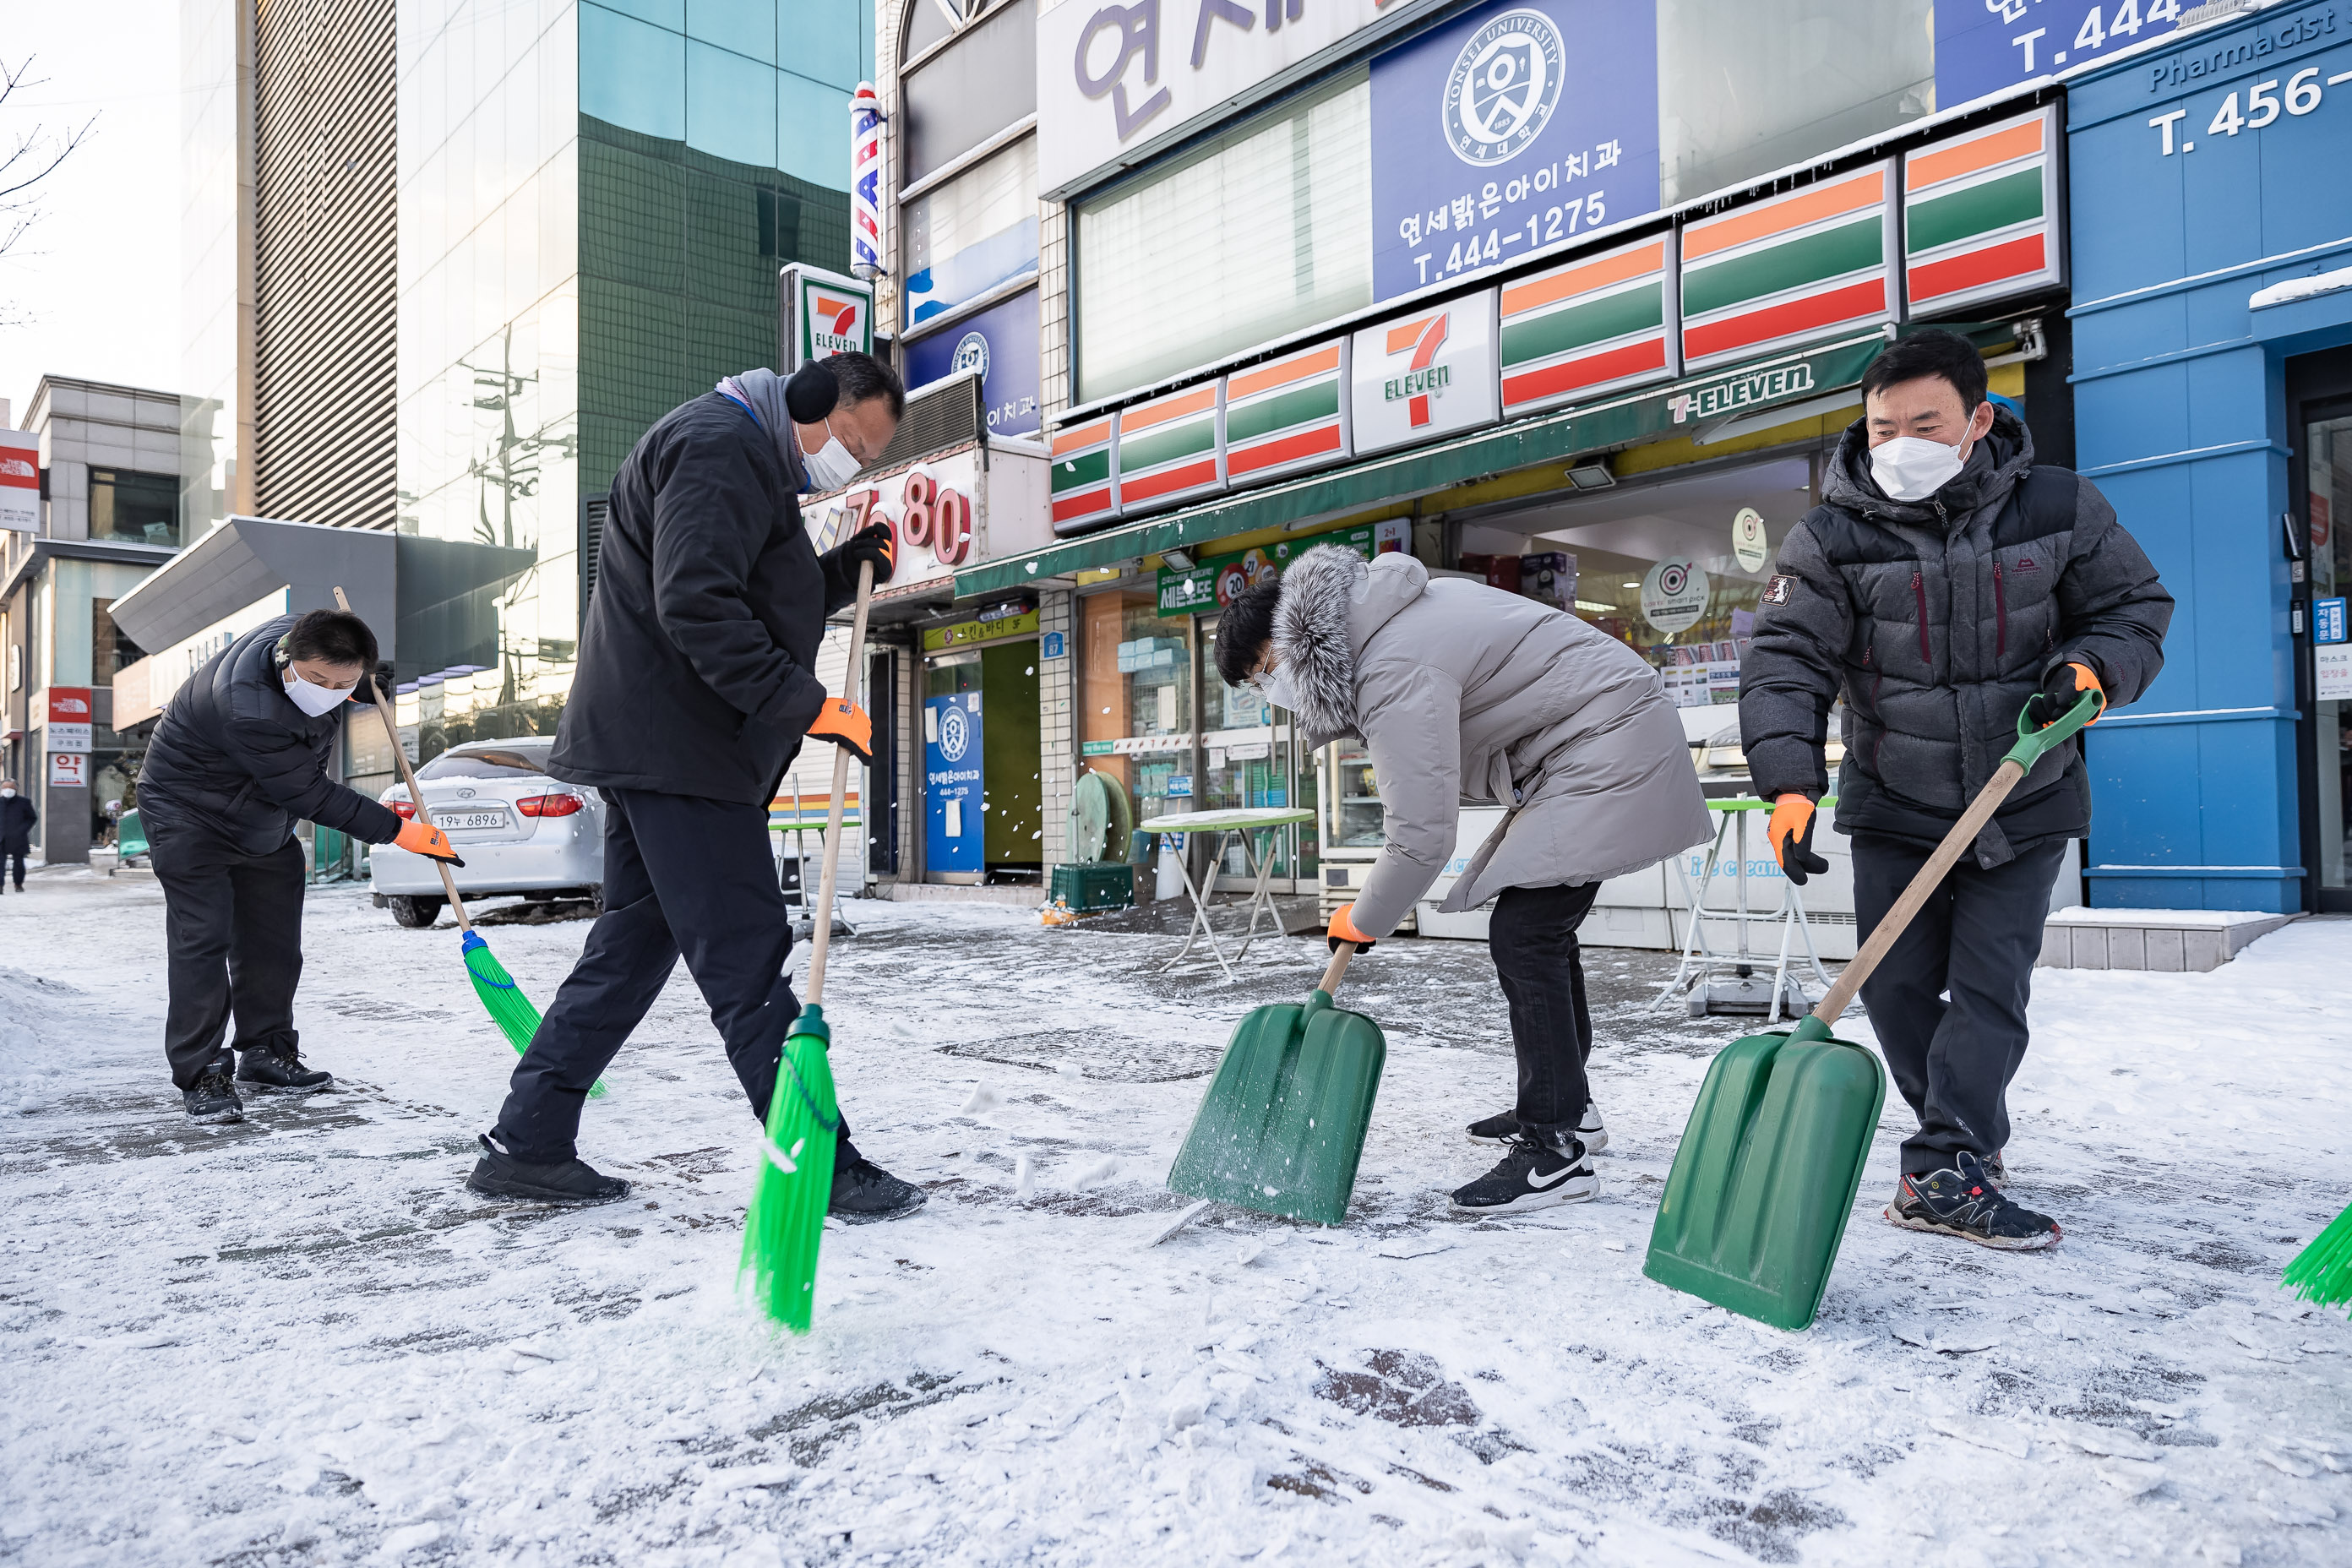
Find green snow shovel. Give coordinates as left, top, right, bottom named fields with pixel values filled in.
left=739, top=558, right=876, bottom=1334
left=1645, top=688, right=2104, bottom=1331
left=1167, top=942, right=1386, bottom=1226
left=335, top=590, right=607, bottom=1099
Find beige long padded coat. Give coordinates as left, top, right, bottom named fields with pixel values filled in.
left=1273, top=545, right=1711, bottom=935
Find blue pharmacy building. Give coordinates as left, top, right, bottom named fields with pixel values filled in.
left=2066, top=3, right=2352, bottom=915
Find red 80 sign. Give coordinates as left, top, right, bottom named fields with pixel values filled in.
left=864, top=471, right=971, bottom=568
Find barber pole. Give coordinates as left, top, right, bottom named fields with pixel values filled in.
left=850, top=81, right=885, bottom=281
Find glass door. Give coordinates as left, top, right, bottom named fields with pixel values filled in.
left=1199, top=614, right=1317, bottom=891
left=2298, top=373, right=2352, bottom=911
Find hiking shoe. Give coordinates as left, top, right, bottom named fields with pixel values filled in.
left=182, top=1065, right=244, bottom=1124
left=1467, top=1102, right=1608, bottom=1155
left=466, top=1133, right=630, bottom=1206
left=1449, top=1136, right=1598, bottom=1214
left=830, top=1159, right=927, bottom=1222
left=1886, top=1151, right=2056, bottom=1250
left=236, top=1045, right=333, bottom=1094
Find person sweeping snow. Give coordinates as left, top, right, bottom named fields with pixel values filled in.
left=1740, top=328, right=2171, bottom=1251
left=1215, top=545, right=1710, bottom=1212
left=466, top=351, right=925, bottom=1219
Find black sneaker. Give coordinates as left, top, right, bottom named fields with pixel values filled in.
left=182, top=1064, right=243, bottom=1124
left=1449, top=1135, right=1598, bottom=1214
left=1467, top=1102, right=1608, bottom=1154
left=1886, top=1151, right=2056, bottom=1250
left=829, top=1159, right=927, bottom=1222
left=236, top=1045, right=333, bottom=1094
left=466, top=1133, right=630, bottom=1206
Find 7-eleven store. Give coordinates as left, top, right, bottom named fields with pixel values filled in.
left=944, top=94, right=2073, bottom=940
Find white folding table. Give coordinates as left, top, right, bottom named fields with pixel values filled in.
left=1136, top=807, right=1317, bottom=982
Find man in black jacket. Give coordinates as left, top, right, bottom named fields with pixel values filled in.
left=468, top=351, right=920, bottom=1217
left=142, top=609, right=464, bottom=1122
left=0, top=779, right=33, bottom=891
left=1740, top=329, right=2171, bottom=1252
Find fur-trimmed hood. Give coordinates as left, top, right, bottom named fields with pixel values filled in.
left=1271, top=545, right=1429, bottom=748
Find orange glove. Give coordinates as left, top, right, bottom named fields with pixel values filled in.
left=395, top=817, right=466, bottom=866
left=1767, top=794, right=1828, bottom=886
left=1326, top=901, right=1378, bottom=954
left=808, top=698, right=872, bottom=763
left=2025, top=661, right=2106, bottom=728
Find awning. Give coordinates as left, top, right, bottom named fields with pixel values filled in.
left=955, top=329, right=1892, bottom=600
left=109, top=516, right=400, bottom=655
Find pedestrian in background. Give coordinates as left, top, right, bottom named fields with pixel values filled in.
left=0, top=779, right=34, bottom=892
left=139, top=609, right=465, bottom=1122
left=467, top=350, right=924, bottom=1219
left=1741, top=328, right=2171, bottom=1251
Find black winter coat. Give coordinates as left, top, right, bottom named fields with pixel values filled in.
left=139, top=615, right=404, bottom=857
left=548, top=391, right=862, bottom=805
left=1740, top=411, right=2173, bottom=867
left=0, top=792, right=34, bottom=851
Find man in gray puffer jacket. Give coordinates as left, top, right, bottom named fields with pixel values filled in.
left=1217, top=544, right=1710, bottom=1213
left=1741, top=329, right=2171, bottom=1251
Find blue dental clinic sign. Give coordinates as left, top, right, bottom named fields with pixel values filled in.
left=925, top=691, right=984, bottom=875
left=1934, top=0, right=2191, bottom=106
left=904, top=288, right=1043, bottom=439
left=1369, top=0, right=1660, bottom=302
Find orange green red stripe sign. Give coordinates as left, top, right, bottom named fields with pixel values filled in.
left=1903, top=106, right=2061, bottom=314
left=1114, top=383, right=1222, bottom=513
left=1680, top=163, right=1895, bottom=372
left=1223, top=341, right=1351, bottom=487
left=1048, top=414, right=1117, bottom=531
left=1500, top=236, right=1677, bottom=416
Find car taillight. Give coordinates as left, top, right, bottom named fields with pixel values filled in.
left=517, top=792, right=585, bottom=818
left=389, top=799, right=416, bottom=819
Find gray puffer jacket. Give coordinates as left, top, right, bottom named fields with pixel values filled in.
left=1276, top=546, right=1711, bottom=936
left=1740, top=409, right=2172, bottom=866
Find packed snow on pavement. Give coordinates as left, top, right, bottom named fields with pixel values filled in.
left=1, top=868, right=2348, bottom=1567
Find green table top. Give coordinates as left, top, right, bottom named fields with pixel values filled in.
left=1706, top=796, right=1840, bottom=811
left=1137, top=807, right=1317, bottom=832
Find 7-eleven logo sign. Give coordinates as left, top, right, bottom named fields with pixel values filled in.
left=1382, top=312, right=1452, bottom=427
left=810, top=291, right=865, bottom=356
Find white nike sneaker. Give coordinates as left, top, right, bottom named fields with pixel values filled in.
left=1448, top=1137, right=1599, bottom=1213
left=1466, top=1102, right=1609, bottom=1155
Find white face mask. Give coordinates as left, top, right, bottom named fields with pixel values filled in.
left=1253, top=665, right=1301, bottom=714
left=282, top=668, right=353, bottom=717
left=1869, top=435, right=1968, bottom=503
left=0, top=788, right=14, bottom=798
left=801, top=417, right=861, bottom=492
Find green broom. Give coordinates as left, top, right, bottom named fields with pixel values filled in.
left=2284, top=1203, right=2352, bottom=1316
left=738, top=558, right=875, bottom=1333
left=335, top=588, right=604, bottom=1097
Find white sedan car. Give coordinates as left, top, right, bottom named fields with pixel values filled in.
left=370, top=736, right=605, bottom=928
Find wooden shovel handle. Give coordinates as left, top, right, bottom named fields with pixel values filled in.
left=1318, top=941, right=1356, bottom=996
left=802, top=558, right=876, bottom=1007
left=335, top=586, right=471, bottom=931
left=1812, top=757, right=2028, bottom=1026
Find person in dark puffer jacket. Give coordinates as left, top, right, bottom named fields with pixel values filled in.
left=140, top=609, right=464, bottom=1123
left=1740, top=329, right=2171, bottom=1253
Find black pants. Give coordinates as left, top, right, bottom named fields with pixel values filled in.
left=150, top=830, right=308, bottom=1089
left=1488, top=881, right=1600, bottom=1145
left=493, top=787, right=860, bottom=1173
left=1849, top=830, right=2067, bottom=1176
left=1, top=846, right=24, bottom=889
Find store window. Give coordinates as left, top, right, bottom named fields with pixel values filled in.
left=90, top=599, right=144, bottom=686
left=903, top=135, right=1039, bottom=328
left=1074, top=68, right=1372, bottom=402
left=1079, top=592, right=1192, bottom=832
left=2306, top=401, right=2352, bottom=896
left=89, top=468, right=181, bottom=547
left=901, top=0, right=1035, bottom=185
left=1200, top=617, right=1317, bottom=886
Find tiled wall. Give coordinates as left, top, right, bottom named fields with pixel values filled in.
left=1037, top=586, right=1073, bottom=870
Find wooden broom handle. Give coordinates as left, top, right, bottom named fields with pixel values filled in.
left=335, top=586, right=471, bottom=930
left=803, top=559, right=876, bottom=1006
left=1811, top=757, right=2028, bottom=1026
left=1318, top=941, right=1356, bottom=996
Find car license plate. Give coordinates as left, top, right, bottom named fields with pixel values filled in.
left=433, top=809, right=509, bottom=831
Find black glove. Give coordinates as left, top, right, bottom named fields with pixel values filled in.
left=2023, top=662, right=2104, bottom=728
left=368, top=665, right=399, bottom=703
left=827, top=522, right=897, bottom=586
left=1766, top=795, right=1830, bottom=887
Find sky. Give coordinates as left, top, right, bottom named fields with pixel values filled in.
left=0, top=0, right=182, bottom=427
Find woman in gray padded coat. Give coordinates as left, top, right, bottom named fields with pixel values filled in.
left=1215, top=544, right=1710, bottom=1212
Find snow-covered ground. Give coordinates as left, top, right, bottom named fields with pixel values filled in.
left=1, top=866, right=2347, bottom=1567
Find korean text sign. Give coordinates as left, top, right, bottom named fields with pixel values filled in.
left=905, top=290, right=1043, bottom=439
left=1370, top=0, right=1660, bottom=302
left=1935, top=0, right=2188, bottom=107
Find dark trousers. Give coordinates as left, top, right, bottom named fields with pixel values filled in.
left=150, top=830, right=308, bottom=1089
left=1849, top=830, right=2068, bottom=1175
left=1, top=846, right=24, bottom=889
left=493, top=788, right=860, bottom=1173
left=1489, top=881, right=1600, bottom=1144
